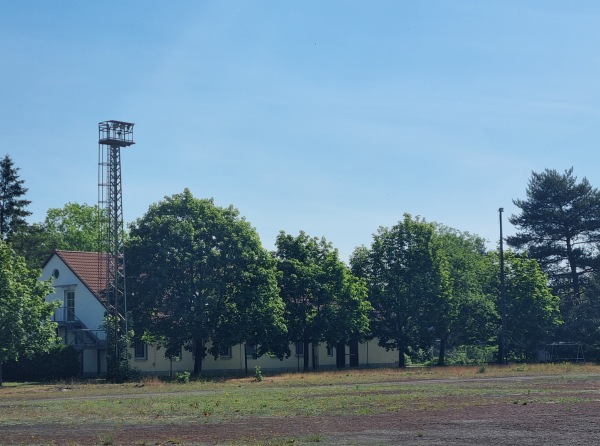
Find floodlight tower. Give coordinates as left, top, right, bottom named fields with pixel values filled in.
left=98, top=120, right=135, bottom=379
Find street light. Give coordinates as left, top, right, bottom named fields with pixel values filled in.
left=498, top=207, right=506, bottom=364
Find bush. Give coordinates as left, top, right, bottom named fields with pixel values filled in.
left=119, top=364, right=143, bottom=382
left=254, top=366, right=263, bottom=382
left=444, top=345, right=496, bottom=366
left=3, top=345, right=79, bottom=381
left=175, top=371, right=191, bottom=384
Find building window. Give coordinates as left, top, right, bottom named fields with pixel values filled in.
left=65, top=291, right=75, bottom=322
left=327, top=345, right=334, bottom=357
left=134, top=341, right=147, bottom=360
left=219, top=345, right=232, bottom=359
left=245, top=343, right=257, bottom=358
left=296, top=342, right=304, bottom=357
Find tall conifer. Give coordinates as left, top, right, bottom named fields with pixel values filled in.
left=508, top=167, right=600, bottom=339
left=0, top=155, right=31, bottom=241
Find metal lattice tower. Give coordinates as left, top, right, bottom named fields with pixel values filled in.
left=98, top=120, right=134, bottom=378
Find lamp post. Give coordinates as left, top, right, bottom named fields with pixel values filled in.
left=498, top=207, right=506, bottom=364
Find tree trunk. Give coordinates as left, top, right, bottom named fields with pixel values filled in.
left=497, top=337, right=505, bottom=364
left=566, top=237, right=581, bottom=302
left=303, top=339, right=310, bottom=371
left=398, top=348, right=406, bottom=367
left=438, top=337, right=447, bottom=366
left=336, top=342, right=346, bottom=369
left=349, top=340, right=359, bottom=367
left=193, top=338, right=204, bottom=375
left=0, top=362, right=3, bottom=386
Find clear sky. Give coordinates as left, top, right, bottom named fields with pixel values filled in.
left=2, top=1, right=600, bottom=262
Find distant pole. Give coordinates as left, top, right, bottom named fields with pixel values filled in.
left=498, top=207, right=506, bottom=364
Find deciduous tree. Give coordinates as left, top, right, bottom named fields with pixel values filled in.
left=11, top=202, right=103, bottom=268
left=491, top=251, right=561, bottom=360
left=274, top=231, right=371, bottom=371
left=126, top=189, right=287, bottom=374
left=43, top=202, right=103, bottom=252
left=433, top=226, right=496, bottom=365
left=351, top=214, right=451, bottom=367
left=0, top=240, right=58, bottom=385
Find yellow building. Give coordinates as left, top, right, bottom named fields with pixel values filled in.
left=42, top=250, right=398, bottom=377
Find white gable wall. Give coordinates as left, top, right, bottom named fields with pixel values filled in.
left=42, top=255, right=106, bottom=331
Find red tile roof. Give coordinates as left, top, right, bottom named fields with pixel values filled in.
left=54, top=250, right=108, bottom=303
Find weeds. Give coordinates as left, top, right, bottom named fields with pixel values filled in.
left=305, top=433, right=322, bottom=442
left=98, top=432, right=116, bottom=445
left=175, top=371, right=190, bottom=384
left=2, top=363, right=600, bottom=443
left=254, top=366, right=263, bottom=382
left=203, top=402, right=212, bottom=417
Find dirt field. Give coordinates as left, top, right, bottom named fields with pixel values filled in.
left=2, top=370, right=600, bottom=445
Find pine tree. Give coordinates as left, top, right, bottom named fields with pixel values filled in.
left=508, top=167, right=600, bottom=340
left=0, top=155, right=31, bottom=241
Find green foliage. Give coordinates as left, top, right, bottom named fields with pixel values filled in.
left=495, top=251, right=562, bottom=360
left=3, top=345, right=79, bottom=382
left=103, top=314, right=140, bottom=382
left=175, top=371, right=191, bottom=384
left=441, top=344, right=496, bottom=366
left=351, top=214, right=450, bottom=367
left=0, top=154, right=31, bottom=241
left=354, top=212, right=560, bottom=367
left=127, top=189, right=288, bottom=374
left=508, top=167, right=600, bottom=339
left=431, top=226, right=495, bottom=365
left=7, top=223, right=51, bottom=269
left=10, top=202, right=105, bottom=269
left=0, top=240, right=58, bottom=385
left=573, top=273, right=600, bottom=361
left=254, top=365, right=263, bottom=382
left=274, top=231, right=371, bottom=370
left=43, top=202, right=104, bottom=252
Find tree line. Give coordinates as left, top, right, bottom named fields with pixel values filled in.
left=2, top=153, right=600, bottom=380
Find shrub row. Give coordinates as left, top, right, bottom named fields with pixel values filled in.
left=4, top=345, right=79, bottom=381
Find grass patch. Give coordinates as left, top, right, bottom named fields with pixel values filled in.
left=2, top=363, right=600, bottom=444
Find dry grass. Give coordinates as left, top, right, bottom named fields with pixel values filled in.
left=258, top=362, right=599, bottom=386
left=1, top=362, right=596, bottom=398
left=2, top=363, right=600, bottom=445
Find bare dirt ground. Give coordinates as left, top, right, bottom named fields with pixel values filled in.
left=3, top=374, right=600, bottom=445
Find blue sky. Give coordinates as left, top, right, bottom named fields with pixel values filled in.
left=2, top=1, right=600, bottom=262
